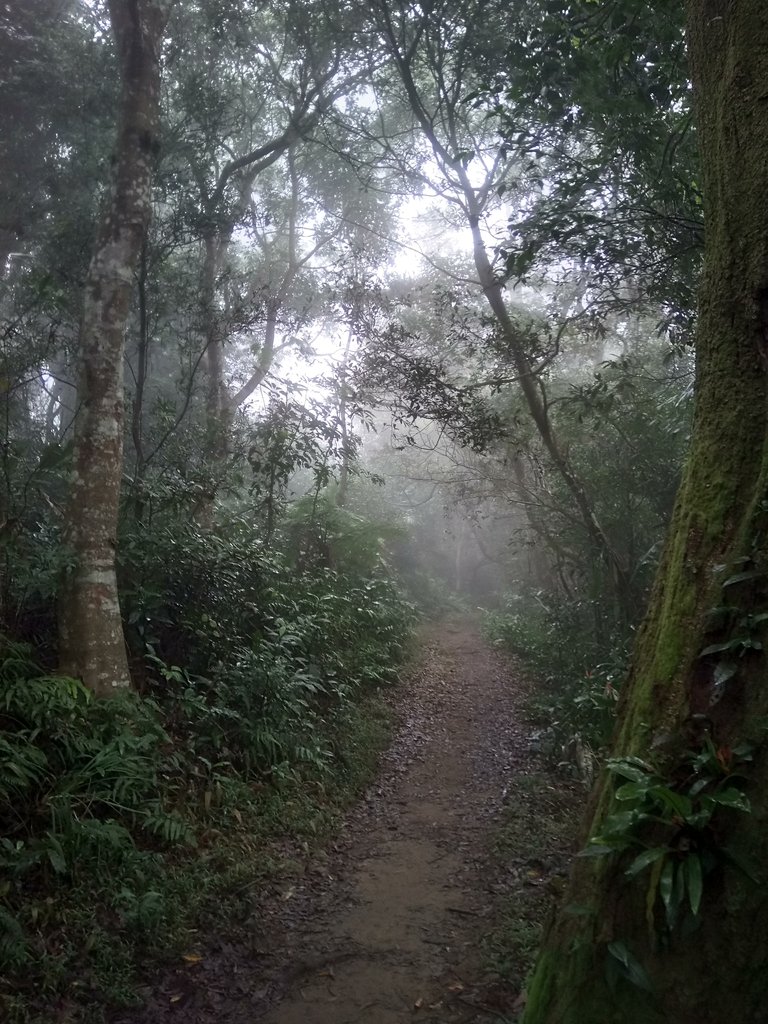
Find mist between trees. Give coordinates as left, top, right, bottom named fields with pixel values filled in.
left=3, top=0, right=765, bottom=1021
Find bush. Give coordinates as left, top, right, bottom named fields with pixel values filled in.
left=0, top=500, right=417, bottom=1020
left=485, top=593, right=627, bottom=770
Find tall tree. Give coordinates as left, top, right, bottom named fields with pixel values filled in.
left=370, top=0, right=633, bottom=613
left=59, top=0, right=167, bottom=695
left=523, top=4, right=768, bottom=1021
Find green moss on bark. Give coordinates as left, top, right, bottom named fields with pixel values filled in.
left=523, top=4, right=768, bottom=1021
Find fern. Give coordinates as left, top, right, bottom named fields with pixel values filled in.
left=143, top=806, right=196, bottom=846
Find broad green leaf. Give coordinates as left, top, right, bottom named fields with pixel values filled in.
left=722, top=569, right=765, bottom=587
left=688, top=778, right=710, bottom=797
left=720, top=847, right=760, bottom=883
left=710, top=787, right=750, bottom=812
left=615, top=781, right=647, bottom=801
left=659, top=859, right=674, bottom=923
left=686, top=855, right=703, bottom=916
left=650, top=786, right=692, bottom=820
left=700, top=640, right=742, bottom=657
left=626, top=847, right=667, bottom=879
left=578, top=843, right=615, bottom=858
left=713, top=660, right=737, bottom=687
left=607, top=757, right=655, bottom=784
left=606, top=941, right=654, bottom=993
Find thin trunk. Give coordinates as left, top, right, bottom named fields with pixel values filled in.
left=465, top=202, right=629, bottom=613
left=229, top=299, right=280, bottom=410
left=202, top=229, right=228, bottom=439
left=335, top=325, right=355, bottom=508
left=59, top=0, right=166, bottom=696
left=130, top=236, right=150, bottom=520
left=198, top=150, right=308, bottom=522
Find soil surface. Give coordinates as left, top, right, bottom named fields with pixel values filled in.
left=114, top=619, right=569, bottom=1024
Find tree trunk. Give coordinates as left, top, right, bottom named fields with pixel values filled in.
left=59, top=0, right=165, bottom=696
left=523, top=4, right=768, bottom=1021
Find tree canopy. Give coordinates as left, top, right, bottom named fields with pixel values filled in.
left=2, top=1, right=764, bottom=1021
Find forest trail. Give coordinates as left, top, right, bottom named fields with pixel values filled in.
left=256, top=620, right=524, bottom=1024
left=117, top=620, right=536, bottom=1024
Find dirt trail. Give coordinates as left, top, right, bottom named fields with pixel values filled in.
left=256, top=620, right=525, bottom=1024
left=116, top=619, right=535, bottom=1024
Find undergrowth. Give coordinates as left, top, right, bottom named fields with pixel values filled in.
left=0, top=640, right=398, bottom=1023
left=484, top=594, right=627, bottom=775
left=0, top=508, right=416, bottom=1023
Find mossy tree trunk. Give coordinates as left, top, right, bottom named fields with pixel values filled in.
left=522, top=4, right=768, bottom=1022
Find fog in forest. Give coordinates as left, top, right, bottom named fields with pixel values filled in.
left=9, top=2, right=761, bottom=1022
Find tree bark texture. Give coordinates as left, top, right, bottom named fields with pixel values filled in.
left=523, top=4, right=768, bottom=1021
left=59, top=0, right=165, bottom=696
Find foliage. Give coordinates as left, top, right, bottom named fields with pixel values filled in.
left=482, top=0, right=699, bottom=341
left=0, top=499, right=415, bottom=1018
left=584, top=745, right=755, bottom=936
left=484, top=594, right=625, bottom=768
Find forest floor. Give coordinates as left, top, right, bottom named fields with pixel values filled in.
left=113, top=619, right=581, bottom=1024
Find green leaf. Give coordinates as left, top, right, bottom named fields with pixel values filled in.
left=607, top=757, right=655, bottom=784
left=688, top=778, right=710, bottom=798
left=719, top=847, right=759, bottom=883
left=615, top=781, right=647, bottom=802
left=626, top=847, right=667, bottom=878
left=700, top=640, right=740, bottom=657
left=731, top=743, right=754, bottom=760
left=650, top=785, right=692, bottom=820
left=687, top=855, right=703, bottom=916
left=713, top=660, right=738, bottom=687
left=606, top=941, right=654, bottom=992
left=659, top=859, right=675, bottom=923
left=710, top=787, right=750, bottom=812
left=722, top=569, right=765, bottom=587
left=577, top=843, right=615, bottom=858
